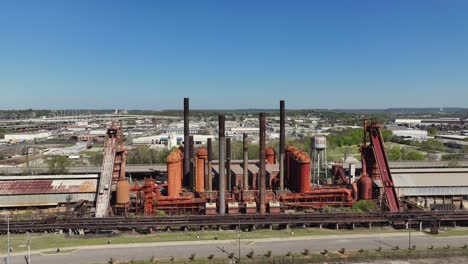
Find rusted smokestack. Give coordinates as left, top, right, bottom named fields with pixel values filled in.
left=226, top=137, right=231, bottom=191
left=243, top=133, right=248, bottom=190
left=189, top=135, right=195, bottom=191
left=196, top=148, right=207, bottom=192
left=218, top=114, right=226, bottom=215
left=207, top=138, right=213, bottom=191
left=279, top=100, right=285, bottom=191
left=183, top=98, right=190, bottom=190
left=259, top=112, right=266, bottom=214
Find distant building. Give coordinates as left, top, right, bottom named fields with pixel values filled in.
left=387, top=126, right=428, bottom=141
left=227, top=127, right=259, bottom=136
left=164, top=127, right=199, bottom=134
left=133, top=134, right=214, bottom=148
left=4, top=131, right=51, bottom=142
left=395, top=118, right=462, bottom=127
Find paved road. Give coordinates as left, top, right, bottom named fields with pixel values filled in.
left=3, top=233, right=468, bottom=264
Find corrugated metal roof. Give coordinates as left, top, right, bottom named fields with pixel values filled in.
left=248, top=164, right=259, bottom=174
left=392, top=168, right=468, bottom=174
left=392, top=173, right=468, bottom=187
left=230, top=164, right=244, bottom=175
left=0, top=174, right=99, bottom=180
left=0, top=179, right=98, bottom=195
left=396, top=187, right=468, bottom=196
left=266, top=164, right=279, bottom=173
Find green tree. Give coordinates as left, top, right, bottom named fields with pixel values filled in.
left=127, top=146, right=174, bottom=164
left=421, top=139, right=444, bottom=152
left=388, top=147, right=401, bottom=161
left=427, top=127, right=438, bottom=136
left=0, top=128, right=6, bottom=139
left=47, top=156, right=71, bottom=174
left=402, top=149, right=425, bottom=160
left=88, top=152, right=104, bottom=166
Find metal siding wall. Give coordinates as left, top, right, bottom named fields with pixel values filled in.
left=398, top=187, right=468, bottom=196
left=0, top=193, right=96, bottom=207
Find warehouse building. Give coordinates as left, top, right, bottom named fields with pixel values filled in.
left=0, top=174, right=98, bottom=212
left=4, top=131, right=51, bottom=142
left=375, top=168, right=468, bottom=210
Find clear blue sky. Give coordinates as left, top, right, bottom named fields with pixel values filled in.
left=1, top=1, right=467, bottom=110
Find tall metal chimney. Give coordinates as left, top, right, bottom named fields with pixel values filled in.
left=259, top=112, right=266, bottom=214
left=243, top=133, right=249, bottom=190
left=183, top=98, right=190, bottom=189
left=207, top=138, right=213, bottom=191
left=279, top=100, right=285, bottom=191
left=226, top=137, right=231, bottom=191
left=218, top=115, right=226, bottom=215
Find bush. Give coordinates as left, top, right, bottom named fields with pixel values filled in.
left=47, top=156, right=71, bottom=174
left=87, top=151, right=103, bottom=166
left=352, top=200, right=376, bottom=213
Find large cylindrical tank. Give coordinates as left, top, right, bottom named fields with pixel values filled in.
left=312, top=136, right=327, bottom=150
left=286, top=146, right=295, bottom=186
left=291, top=149, right=302, bottom=191
left=266, top=147, right=276, bottom=164
left=297, top=152, right=311, bottom=193
left=357, top=174, right=372, bottom=200
left=176, top=148, right=184, bottom=189
left=196, top=148, right=208, bottom=192
left=167, top=152, right=181, bottom=196
left=116, top=180, right=131, bottom=204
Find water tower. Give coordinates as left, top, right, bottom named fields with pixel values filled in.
left=311, top=136, right=328, bottom=185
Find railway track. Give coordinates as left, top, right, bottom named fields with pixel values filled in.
left=2, top=211, right=468, bottom=233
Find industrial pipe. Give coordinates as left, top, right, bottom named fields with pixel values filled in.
left=207, top=138, right=213, bottom=191
left=226, top=137, right=231, bottom=191
left=183, top=98, right=190, bottom=190
left=218, top=114, right=226, bottom=215
left=279, top=100, right=285, bottom=191
left=243, top=133, right=248, bottom=190
left=189, top=135, right=195, bottom=191
left=259, top=112, right=266, bottom=214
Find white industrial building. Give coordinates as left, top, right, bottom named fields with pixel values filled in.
left=164, top=127, right=200, bottom=134
left=227, top=127, right=259, bottom=136
left=4, top=131, right=51, bottom=142
left=133, top=134, right=215, bottom=149
left=387, top=126, right=428, bottom=141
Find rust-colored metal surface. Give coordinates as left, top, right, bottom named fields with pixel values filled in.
left=266, top=147, right=276, bottom=164
left=207, top=138, right=213, bottom=191
left=116, top=180, right=131, bottom=204
left=297, top=152, right=311, bottom=193
left=167, top=150, right=182, bottom=197
left=0, top=179, right=97, bottom=195
left=196, top=148, right=207, bottom=192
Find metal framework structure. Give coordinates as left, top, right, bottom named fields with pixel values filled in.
left=95, top=124, right=126, bottom=217
left=364, top=120, right=401, bottom=212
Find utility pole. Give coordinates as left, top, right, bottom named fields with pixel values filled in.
left=27, top=232, right=31, bottom=264
left=408, top=215, right=412, bottom=254
left=238, top=220, right=241, bottom=263
left=7, top=212, right=10, bottom=264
